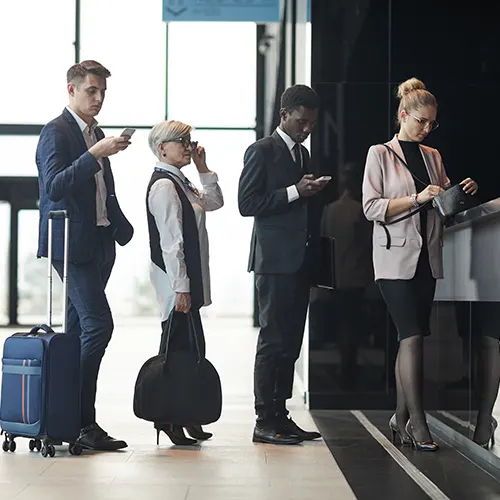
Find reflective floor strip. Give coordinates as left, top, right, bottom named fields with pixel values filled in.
left=437, top=411, right=476, bottom=432
left=351, top=410, right=451, bottom=500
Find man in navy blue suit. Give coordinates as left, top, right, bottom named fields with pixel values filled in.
left=36, top=60, right=133, bottom=451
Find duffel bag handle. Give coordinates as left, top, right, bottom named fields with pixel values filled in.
left=159, top=310, right=202, bottom=368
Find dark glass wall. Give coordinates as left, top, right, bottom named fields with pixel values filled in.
left=308, top=0, right=500, bottom=412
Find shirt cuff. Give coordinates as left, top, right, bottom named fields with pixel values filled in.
left=287, top=185, right=300, bottom=203
left=199, top=171, right=219, bottom=184
left=172, top=277, right=190, bottom=293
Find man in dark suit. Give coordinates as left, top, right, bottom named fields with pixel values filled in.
left=238, top=85, right=328, bottom=445
left=36, top=60, right=134, bottom=451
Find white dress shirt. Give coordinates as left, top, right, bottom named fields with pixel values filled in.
left=148, top=162, right=224, bottom=321
left=66, top=106, right=110, bottom=226
left=275, top=127, right=301, bottom=203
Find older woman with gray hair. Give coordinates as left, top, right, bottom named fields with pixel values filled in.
left=146, top=120, right=223, bottom=446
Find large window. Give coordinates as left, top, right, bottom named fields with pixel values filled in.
left=0, top=1, right=75, bottom=124
left=80, top=0, right=167, bottom=126
left=0, top=1, right=258, bottom=323
left=167, top=23, right=256, bottom=128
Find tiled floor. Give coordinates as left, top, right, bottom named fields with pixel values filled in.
left=0, top=316, right=355, bottom=500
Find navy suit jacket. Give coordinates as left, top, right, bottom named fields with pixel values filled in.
left=36, top=108, right=134, bottom=263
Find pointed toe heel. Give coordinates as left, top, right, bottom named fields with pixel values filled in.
left=185, top=425, right=213, bottom=440
left=405, top=421, right=439, bottom=452
left=154, top=424, right=198, bottom=446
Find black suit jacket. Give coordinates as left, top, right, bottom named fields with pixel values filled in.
left=238, top=131, right=322, bottom=275
left=36, top=108, right=134, bottom=263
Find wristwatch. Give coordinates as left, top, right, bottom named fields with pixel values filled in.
left=410, top=193, right=419, bottom=207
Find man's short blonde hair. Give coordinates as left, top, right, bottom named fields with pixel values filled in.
left=148, top=120, right=193, bottom=160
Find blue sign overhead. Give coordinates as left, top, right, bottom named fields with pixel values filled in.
left=162, top=0, right=281, bottom=22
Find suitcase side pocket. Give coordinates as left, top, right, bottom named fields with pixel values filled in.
left=1, top=358, right=43, bottom=427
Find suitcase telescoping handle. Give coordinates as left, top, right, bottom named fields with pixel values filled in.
left=47, top=210, right=69, bottom=333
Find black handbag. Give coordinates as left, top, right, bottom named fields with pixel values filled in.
left=379, top=144, right=478, bottom=248
left=133, top=311, right=222, bottom=426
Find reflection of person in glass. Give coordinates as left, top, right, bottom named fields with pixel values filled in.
left=362, top=78, right=478, bottom=451
left=146, top=121, right=223, bottom=445
left=321, top=163, right=373, bottom=388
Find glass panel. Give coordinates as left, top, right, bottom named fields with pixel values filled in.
left=0, top=136, right=39, bottom=177
left=80, top=0, right=167, bottom=126
left=0, top=202, right=9, bottom=325
left=167, top=22, right=256, bottom=128
left=0, top=1, right=75, bottom=124
left=102, top=127, right=255, bottom=319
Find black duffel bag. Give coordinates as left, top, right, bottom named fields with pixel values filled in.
left=133, top=311, right=222, bottom=426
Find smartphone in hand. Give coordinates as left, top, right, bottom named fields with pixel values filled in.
left=120, top=128, right=136, bottom=138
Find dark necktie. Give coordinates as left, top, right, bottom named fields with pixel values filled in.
left=293, top=143, right=303, bottom=172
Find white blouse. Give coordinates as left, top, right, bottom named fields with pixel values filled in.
left=147, top=161, right=224, bottom=321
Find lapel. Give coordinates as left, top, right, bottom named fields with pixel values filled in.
left=62, top=108, right=88, bottom=155
left=271, top=130, right=301, bottom=176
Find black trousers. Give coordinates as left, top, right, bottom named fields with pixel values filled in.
left=159, top=309, right=206, bottom=358
left=254, top=266, right=310, bottom=424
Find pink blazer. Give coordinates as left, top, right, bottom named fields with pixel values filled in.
left=362, top=134, right=450, bottom=281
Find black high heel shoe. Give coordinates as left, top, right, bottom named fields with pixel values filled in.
left=473, top=417, right=498, bottom=449
left=405, top=421, right=439, bottom=452
left=154, top=424, right=198, bottom=446
left=185, top=425, right=213, bottom=440
left=389, top=414, right=411, bottom=446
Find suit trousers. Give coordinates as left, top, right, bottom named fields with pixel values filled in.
left=254, top=264, right=310, bottom=424
left=52, top=227, right=115, bottom=428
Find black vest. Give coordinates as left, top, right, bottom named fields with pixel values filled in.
left=146, top=170, right=204, bottom=310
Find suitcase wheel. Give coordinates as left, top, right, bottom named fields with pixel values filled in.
left=2, top=435, right=16, bottom=452
left=69, top=443, right=82, bottom=456
left=29, top=439, right=42, bottom=452
left=41, top=443, right=55, bottom=458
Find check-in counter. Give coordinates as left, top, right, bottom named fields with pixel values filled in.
left=429, top=198, right=500, bottom=469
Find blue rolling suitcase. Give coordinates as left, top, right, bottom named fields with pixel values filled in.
left=0, top=210, right=82, bottom=457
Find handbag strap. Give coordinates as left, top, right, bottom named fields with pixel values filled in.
left=159, top=309, right=202, bottom=366
left=379, top=144, right=431, bottom=250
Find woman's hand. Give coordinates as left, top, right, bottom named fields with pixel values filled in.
left=417, top=185, right=444, bottom=204
left=460, top=178, right=478, bottom=195
left=191, top=145, right=209, bottom=173
left=175, top=292, right=191, bottom=313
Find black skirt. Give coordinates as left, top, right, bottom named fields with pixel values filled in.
left=377, top=250, right=436, bottom=341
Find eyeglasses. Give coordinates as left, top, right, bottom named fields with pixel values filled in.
left=162, top=136, right=198, bottom=150
left=408, top=113, right=439, bottom=131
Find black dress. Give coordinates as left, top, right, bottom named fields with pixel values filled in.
left=377, top=140, right=437, bottom=341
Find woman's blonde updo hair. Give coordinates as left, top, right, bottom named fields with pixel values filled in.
left=148, top=120, right=193, bottom=160
left=396, top=77, right=437, bottom=125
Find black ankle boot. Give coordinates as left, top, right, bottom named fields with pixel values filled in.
left=154, top=424, right=197, bottom=446
left=185, top=425, right=213, bottom=440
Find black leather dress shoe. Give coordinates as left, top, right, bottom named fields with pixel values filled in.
left=252, top=425, right=303, bottom=445
left=77, top=423, right=128, bottom=451
left=278, top=418, right=321, bottom=441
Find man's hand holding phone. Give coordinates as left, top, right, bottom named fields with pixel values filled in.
left=88, top=128, right=135, bottom=160
left=296, top=174, right=331, bottom=197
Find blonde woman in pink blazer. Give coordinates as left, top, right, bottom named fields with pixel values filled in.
left=362, top=78, right=478, bottom=451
